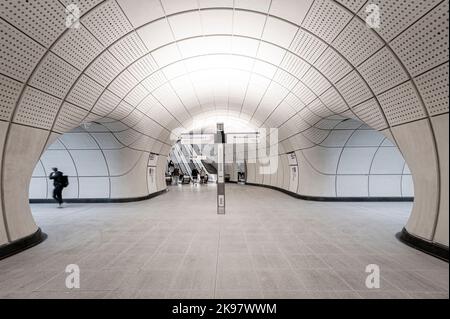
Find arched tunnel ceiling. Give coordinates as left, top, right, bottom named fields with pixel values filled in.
left=0, top=0, right=448, bottom=156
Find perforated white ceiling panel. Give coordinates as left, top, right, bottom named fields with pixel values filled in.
left=352, top=98, right=387, bottom=131
left=319, top=87, right=348, bottom=114
left=357, top=0, right=443, bottom=42
left=82, top=0, right=134, bottom=47
left=54, top=102, right=90, bottom=133
left=29, top=52, right=80, bottom=99
left=390, top=0, right=449, bottom=77
left=289, top=30, right=328, bottom=64
left=0, top=0, right=447, bottom=164
left=0, top=19, right=45, bottom=82
left=59, top=0, right=104, bottom=16
left=378, top=82, right=427, bottom=126
left=67, top=75, right=104, bottom=110
left=0, top=0, right=66, bottom=48
left=314, top=47, right=352, bottom=84
left=333, top=18, right=384, bottom=67
left=415, top=63, right=449, bottom=116
left=52, top=25, right=104, bottom=71
left=358, top=47, right=409, bottom=95
left=336, top=71, right=373, bottom=107
left=302, top=0, right=352, bottom=43
left=14, top=87, right=61, bottom=130
left=109, top=32, right=148, bottom=66
left=0, top=74, right=23, bottom=121
left=336, top=0, right=366, bottom=13
left=86, top=51, right=124, bottom=86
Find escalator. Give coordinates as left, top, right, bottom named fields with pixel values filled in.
left=201, top=160, right=217, bottom=175
left=168, top=141, right=217, bottom=183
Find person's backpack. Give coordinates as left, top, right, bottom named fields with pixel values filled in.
left=61, top=175, right=69, bottom=188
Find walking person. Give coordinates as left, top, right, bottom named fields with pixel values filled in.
left=168, top=162, right=175, bottom=177
left=49, top=167, right=68, bottom=207
left=200, top=168, right=206, bottom=184
left=191, top=167, right=199, bottom=186
left=179, top=171, right=184, bottom=184
left=172, top=167, right=180, bottom=185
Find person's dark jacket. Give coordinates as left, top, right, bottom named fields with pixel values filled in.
left=49, top=171, right=64, bottom=187
left=191, top=168, right=199, bottom=177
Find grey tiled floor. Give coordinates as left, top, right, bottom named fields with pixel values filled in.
left=0, top=184, right=448, bottom=299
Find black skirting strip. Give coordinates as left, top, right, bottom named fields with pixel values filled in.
left=0, top=228, right=47, bottom=261
left=397, top=228, right=449, bottom=262
left=241, top=182, right=414, bottom=202
left=29, top=189, right=168, bottom=204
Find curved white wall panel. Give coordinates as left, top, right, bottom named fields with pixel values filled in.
left=0, top=0, right=446, bottom=253
left=245, top=119, right=414, bottom=199
left=30, top=122, right=167, bottom=201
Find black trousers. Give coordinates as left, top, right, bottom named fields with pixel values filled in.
left=53, top=185, right=63, bottom=205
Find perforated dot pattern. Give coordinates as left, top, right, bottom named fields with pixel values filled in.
left=291, top=82, right=316, bottom=105
left=121, top=109, right=144, bottom=127
left=52, top=25, right=104, bottom=70
left=114, top=128, right=141, bottom=145
left=308, top=98, right=333, bottom=118
left=59, top=0, right=104, bottom=16
left=352, top=98, right=387, bottom=130
left=333, top=18, right=384, bottom=67
left=303, top=127, right=328, bottom=144
left=289, top=30, right=328, bottom=64
left=319, top=87, right=348, bottom=114
left=299, top=107, right=321, bottom=125
left=128, top=55, right=159, bottom=82
left=85, top=51, right=124, bottom=86
left=29, top=52, right=80, bottom=98
left=287, top=114, right=310, bottom=132
left=280, top=53, right=310, bottom=80
left=390, top=1, right=449, bottom=77
left=272, top=69, right=298, bottom=91
left=82, top=0, right=134, bottom=47
left=124, top=84, right=149, bottom=106
left=92, top=89, right=121, bottom=116
left=314, top=47, right=352, bottom=84
left=141, top=71, right=167, bottom=92
left=358, top=0, right=443, bottom=42
left=0, top=19, right=45, bottom=82
left=83, top=111, right=102, bottom=123
left=67, top=75, right=104, bottom=110
left=284, top=93, right=305, bottom=112
left=109, top=70, right=139, bottom=98
left=0, top=74, right=23, bottom=121
left=358, top=47, right=409, bottom=94
left=336, top=71, right=372, bottom=107
left=136, top=120, right=163, bottom=139
left=378, top=81, right=427, bottom=126
left=14, top=86, right=61, bottom=129
left=301, top=68, right=331, bottom=96
left=302, top=0, right=352, bottom=43
left=415, top=63, right=449, bottom=116
left=54, top=102, right=89, bottom=133
left=109, top=32, right=148, bottom=66
left=0, top=0, right=65, bottom=48
left=336, top=0, right=366, bottom=12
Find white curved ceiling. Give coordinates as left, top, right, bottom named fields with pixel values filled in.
left=0, top=0, right=448, bottom=156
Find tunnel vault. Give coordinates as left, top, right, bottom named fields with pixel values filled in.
left=0, top=0, right=448, bottom=259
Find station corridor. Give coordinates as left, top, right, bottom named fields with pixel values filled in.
left=0, top=184, right=447, bottom=299
left=0, top=0, right=448, bottom=302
